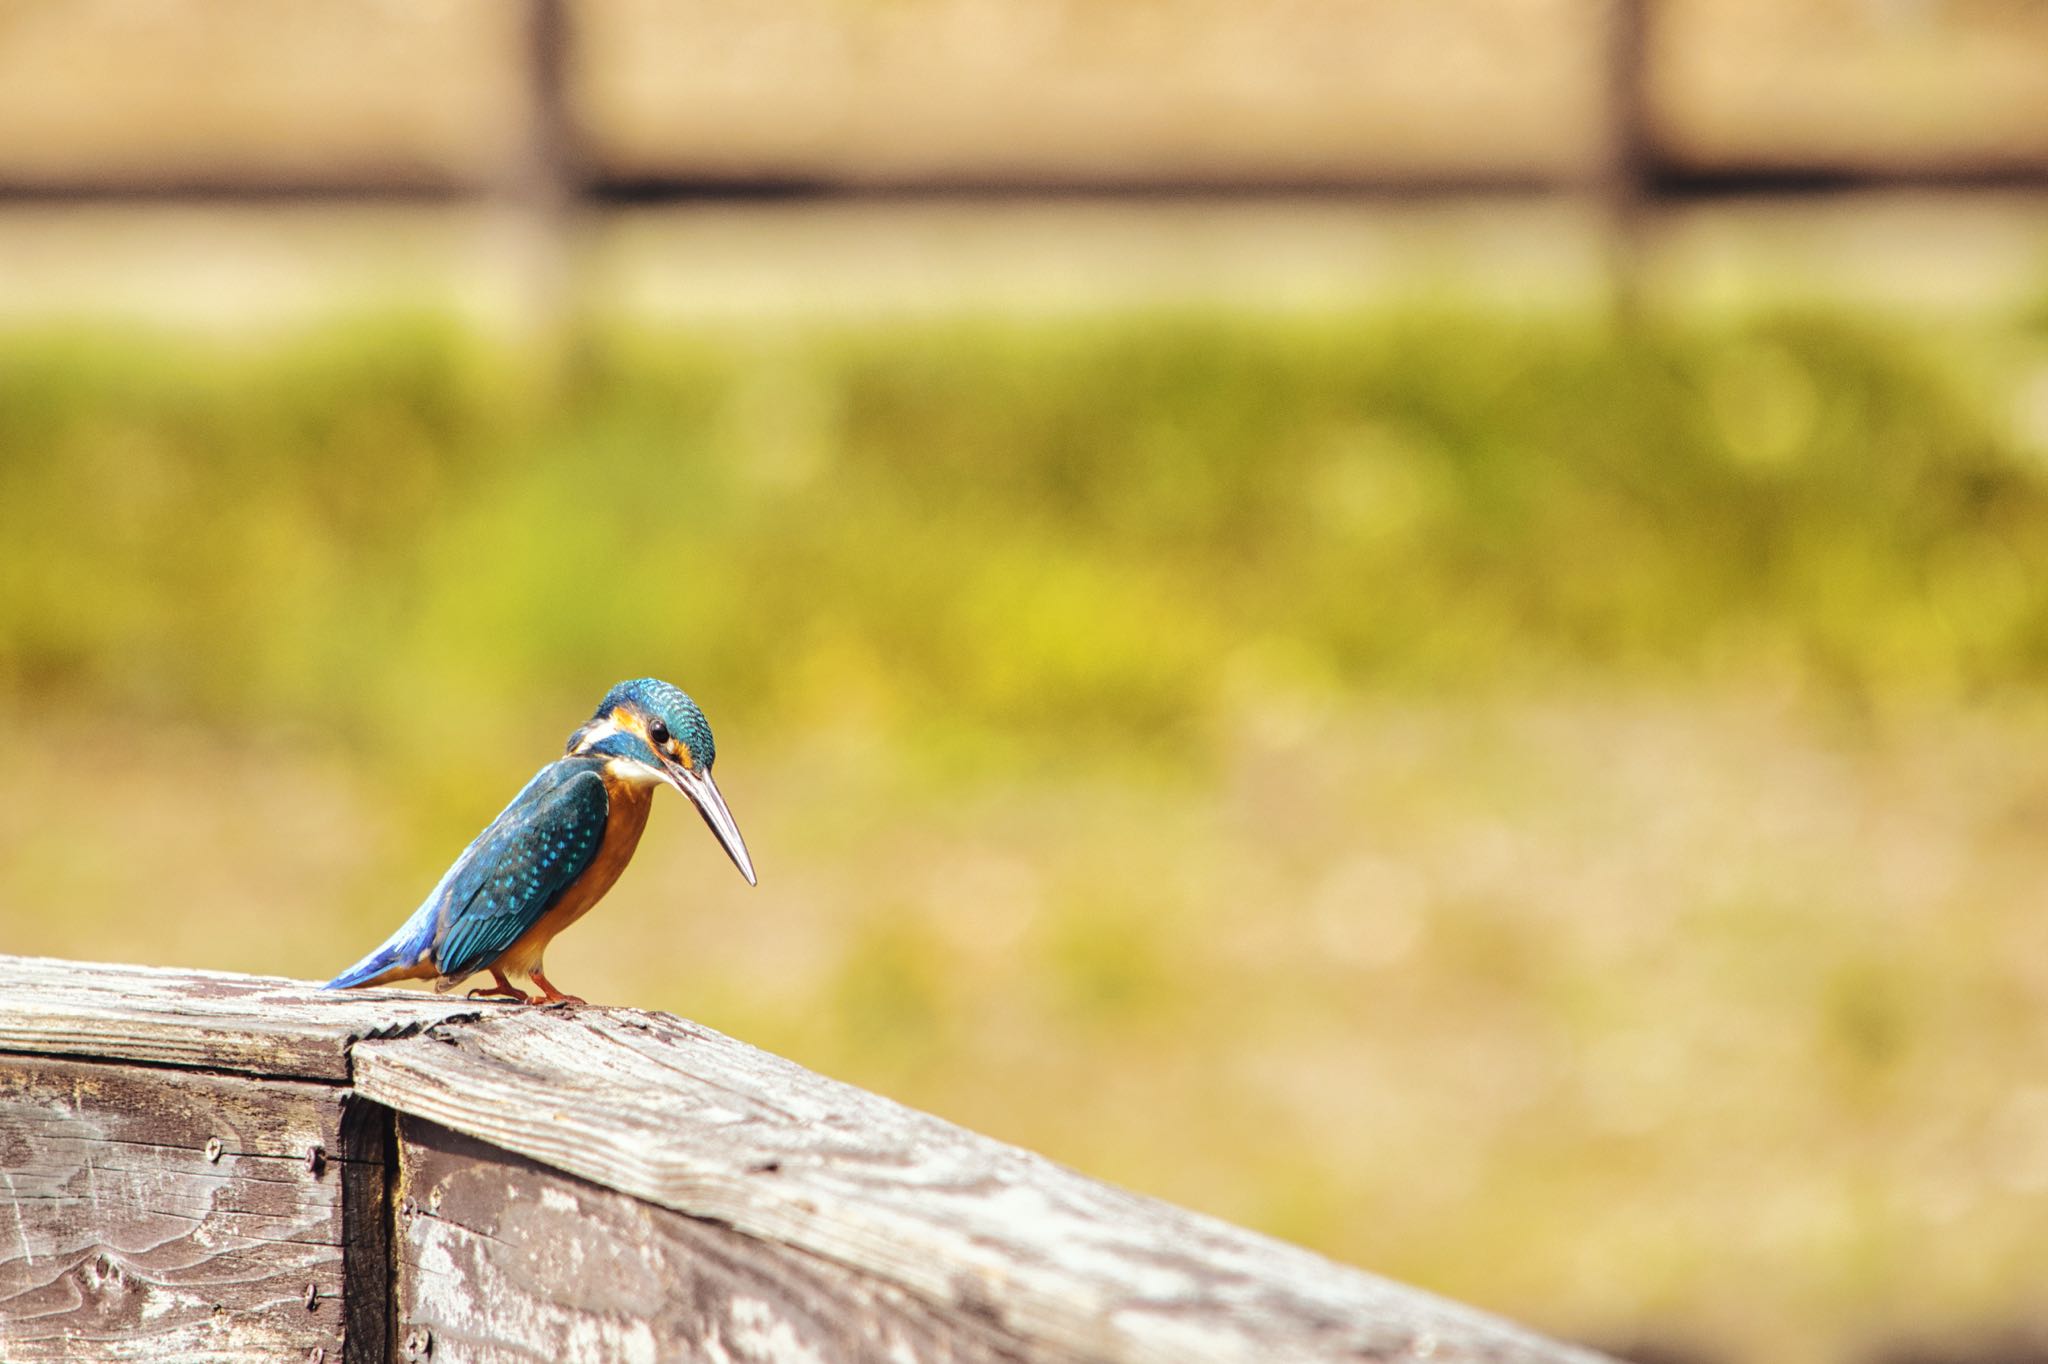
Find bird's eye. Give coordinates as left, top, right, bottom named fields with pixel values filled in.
left=649, top=721, right=670, bottom=747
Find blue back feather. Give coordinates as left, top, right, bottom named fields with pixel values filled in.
left=324, top=756, right=611, bottom=988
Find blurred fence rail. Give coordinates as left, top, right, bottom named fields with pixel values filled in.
left=0, top=955, right=1609, bottom=1364
left=0, top=0, right=2043, bottom=200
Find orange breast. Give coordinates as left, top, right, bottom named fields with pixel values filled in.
left=494, top=775, right=653, bottom=980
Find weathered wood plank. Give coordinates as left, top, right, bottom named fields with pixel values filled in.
left=0, top=1055, right=383, bottom=1363
left=0, top=955, right=479, bottom=1080
left=337, top=1097, right=394, bottom=1364
left=395, top=1116, right=1040, bottom=1364
left=355, top=1010, right=1608, bottom=1364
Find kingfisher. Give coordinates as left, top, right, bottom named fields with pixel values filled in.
left=324, top=678, right=755, bottom=1005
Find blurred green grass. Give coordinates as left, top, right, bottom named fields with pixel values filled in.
left=6, top=306, right=2048, bottom=755
left=5, top=304, right=2048, bottom=1363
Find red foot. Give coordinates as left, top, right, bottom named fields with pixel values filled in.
left=465, top=970, right=534, bottom=1005
left=530, top=968, right=586, bottom=1008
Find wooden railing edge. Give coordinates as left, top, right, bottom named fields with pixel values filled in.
left=0, top=955, right=1614, bottom=1364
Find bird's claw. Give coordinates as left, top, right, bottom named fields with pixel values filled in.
left=466, top=970, right=535, bottom=1005
left=529, top=969, right=584, bottom=1008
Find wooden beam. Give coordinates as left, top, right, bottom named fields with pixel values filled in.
left=354, top=1007, right=1609, bottom=1364
left=0, top=956, right=480, bottom=1081
left=0, top=956, right=1609, bottom=1363
left=394, top=1116, right=1040, bottom=1363
left=0, top=1056, right=385, bottom=1363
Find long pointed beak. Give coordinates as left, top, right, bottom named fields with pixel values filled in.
left=668, top=764, right=757, bottom=886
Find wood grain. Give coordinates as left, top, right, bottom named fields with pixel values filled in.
left=396, top=1115, right=1040, bottom=1364
left=0, top=1056, right=382, bottom=1363
left=355, top=1008, right=1609, bottom=1364
left=0, top=957, right=1610, bottom=1364
left=0, top=954, right=481, bottom=1080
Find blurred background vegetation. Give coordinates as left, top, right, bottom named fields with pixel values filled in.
left=4, top=4, right=2048, bottom=1363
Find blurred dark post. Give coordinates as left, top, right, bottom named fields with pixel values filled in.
left=516, top=0, right=582, bottom=331
left=1602, top=0, right=1651, bottom=321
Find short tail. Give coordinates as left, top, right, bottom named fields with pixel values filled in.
left=324, top=915, right=434, bottom=990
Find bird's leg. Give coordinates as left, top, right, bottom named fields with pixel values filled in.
left=466, top=970, right=534, bottom=1005
left=529, top=967, right=586, bottom=1008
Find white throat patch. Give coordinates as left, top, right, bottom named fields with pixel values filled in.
left=604, top=756, right=668, bottom=788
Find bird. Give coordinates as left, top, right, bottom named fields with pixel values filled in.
left=324, top=678, right=755, bottom=1005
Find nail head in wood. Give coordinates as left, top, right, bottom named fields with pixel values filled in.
left=306, top=1142, right=326, bottom=1176
left=204, top=1136, right=223, bottom=1162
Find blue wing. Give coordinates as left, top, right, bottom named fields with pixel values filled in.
left=325, top=759, right=610, bottom=988
left=430, top=765, right=609, bottom=979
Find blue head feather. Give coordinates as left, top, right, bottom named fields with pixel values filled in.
left=584, top=677, right=718, bottom=769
